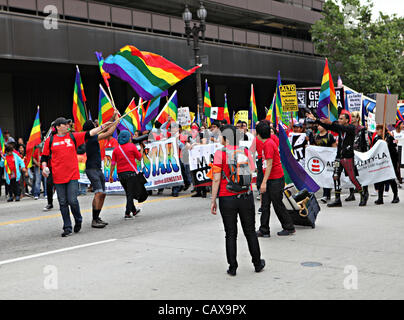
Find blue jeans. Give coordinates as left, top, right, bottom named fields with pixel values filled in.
left=55, top=180, right=82, bottom=232
left=31, top=166, right=41, bottom=197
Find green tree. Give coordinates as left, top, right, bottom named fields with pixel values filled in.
left=311, top=0, right=404, bottom=98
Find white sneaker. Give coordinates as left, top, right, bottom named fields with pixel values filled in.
left=34, top=196, right=39, bottom=200
left=53, top=192, right=57, bottom=200
left=370, top=191, right=378, bottom=197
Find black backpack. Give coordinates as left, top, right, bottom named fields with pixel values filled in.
left=221, top=146, right=252, bottom=193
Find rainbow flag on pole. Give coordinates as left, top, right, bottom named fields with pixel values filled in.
left=142, top=95, right=162, bottom=131
left=103, top=45, right=200, bottom=101
left=224, top=93, right=231, bottom=124
left=250, top=84, right=258, bottom=130
left=318, top=58, right=338, bottom=121
left=119, top=99, right=141, bottom=134
left=204, top=80, right=212, bottom=117
left=25, top=107, right=41, bottom=168
left=73, top=66, right=87, bottom=131
left=95, top=52, right=111, bottom=88
left=98, top=84, right=115, bottom=125
left=155, top=91, right=178, bottom=124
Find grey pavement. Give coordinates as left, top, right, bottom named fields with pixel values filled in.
left=0, top=186, right=403, bottom=300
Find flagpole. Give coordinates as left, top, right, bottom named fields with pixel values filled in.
left=76, top=65, right=89, bottom=120
left=155, top=90, right=177, bottom=123
left=113, top=100, right=148, bottom=126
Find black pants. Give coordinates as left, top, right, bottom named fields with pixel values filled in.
left=219, top=193, right=261, bottom=270
left=118, top=171, right=137, bottom=215
left=47, top=172, right=54, bottom=205
left=259, top=176, right=295, bottom=234
left=256, top=158, right=263, bottom=191
left=375, top=180, right=397, bottom=198
left=8, top=178, right=21, bottom=198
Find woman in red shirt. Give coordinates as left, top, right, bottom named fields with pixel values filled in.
left=210, top=125, right=265, bottom=276
left=109, top=130, right=143, bottom=219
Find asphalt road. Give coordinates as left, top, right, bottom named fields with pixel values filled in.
left=0, top=186, right=403, bottom=300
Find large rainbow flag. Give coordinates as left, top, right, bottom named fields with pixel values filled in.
left=98, top=84, right=115, bottom=125
left=25, top=107, right=41, bottom=168
left=73, top=66, right=87, bottom=131
left=318, top=58, right=338, bottom=121
left=102, top=45, right=200, bottom=101
left=250, top=84, right=258, bottom=129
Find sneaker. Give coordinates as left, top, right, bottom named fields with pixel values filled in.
left=183, top=184, right=190, bottom=192
left=320, top=196, right=328, bottom=204
left=61, top=230, right=72, bottom=237
left=256, top=230, right=270, bottom=238
left=277, top=229, right=295, bottom=236
left=132, top=208, right=141, bottom=217
left=73, top=223, right=82, bottom=233
left=43, top=204, right=53, bottom=211
left=227, top=268, right=237, bottom=276
left=254, top=259, right=266, bottom=273
left=256, top=194, right=260, bottom=201
left=392, top=197, right=400, bottom=204
left=15, top=196, right=20, bottom=202
left=370, top=191, right=378, bottom=197
left=92, top=219, right=106, bottom=228
left=7, top=197, right=13, bottom=202
left=96, top=218, right=108, bottom=226
left=125, top=214, right=133, bottom=219
left=171, top=192, right=179, bottom=197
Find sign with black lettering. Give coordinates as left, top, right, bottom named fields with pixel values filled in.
left=280, top=84, right=298, bottom=112
left=188, top=143, right=221, bottom=187
left=297, top=87, right=345, bottom=118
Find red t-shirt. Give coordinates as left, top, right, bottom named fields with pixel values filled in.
left=100, top=137, right=119, bottom=159
left=6, top=155, right=16, bottom=177
left=111, top=143, right=142, bottom=174
left=212, top=145, right=255, bottom=197
left=271, top=134, right=279, bottom=147
left=33, top=148, right=41, bottom=166
left=250, top=137, right=264, bottom=159
left=262, top=138, right=283, bottom=180
left=42, top=132, right=86, bottom=184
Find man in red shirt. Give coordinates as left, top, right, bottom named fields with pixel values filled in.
left=41, top=117, right=113, bottom=237
left=256, top=121, right=295, bottom=237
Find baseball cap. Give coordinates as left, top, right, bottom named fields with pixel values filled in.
left=53, top=117, right=69, bottom=127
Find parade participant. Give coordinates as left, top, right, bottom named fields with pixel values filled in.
left=100, top=134, right=119, bottom=159
left=210, top=124, right=265, bottom=276
left=373, top=125, right=400, bottom=204
left=209, top=121, right=221, bottom=143
left=314, top=124, right=337, bottom=203
left=109, top=131, right=143, bottom=219
left=249, top=121, right=264, bottom=201
left=0, top=145, right=28, bottom=202
left=256, top=121, right=296, bottom=237
left=344, top=111, right=370, bottom=203
left=41, top=117, right=113, bottom=237
left=31, top=145, right=42, bottom=200
left=392, top=120, right=404, bottom=184
left=306, top=112, right=366, bottom=207
left=241, top=121, right=254, bottom=142
left=83, top=112, right=119, bottom=228
left=3, top=130, right=15, bottom=145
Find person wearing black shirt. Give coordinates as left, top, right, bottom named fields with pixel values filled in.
left=82, top=113, right=119, bottom=228
left=307, top=112, right=366, bottom=207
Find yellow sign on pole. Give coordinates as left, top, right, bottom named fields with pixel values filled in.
left=279, top=84, right=298, bottom=112
left=234, top=110, right=249, bottom=124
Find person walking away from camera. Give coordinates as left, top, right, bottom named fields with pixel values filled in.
left=109, top=131, right=143, bottom=219
left=392, top=120, right=404, bottom=185
left=314, top=124, right=337, bottom=203
left=41, top=117, right=113, bottom=237
left=372, top=125, right=400, bottom=204
left=306, top=112, right=366, bottom=207
left=256, top=121, right=296, bottom=237
left=0, top=145, right=28, bottom=201
left=83, top=112, right=119, bottom=228
left=210, top=124, right=265, bottom=276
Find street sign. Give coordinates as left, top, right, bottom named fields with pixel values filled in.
left=279, top=84, right=298, bottom=112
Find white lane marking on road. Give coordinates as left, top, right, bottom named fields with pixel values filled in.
left=0, top=239, right=117, bottom=266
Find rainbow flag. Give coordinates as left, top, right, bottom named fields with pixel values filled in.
left=98, top=84, right=115, bottom=125
left=204, top=80, right=212, bottom=117
left=25, top=107, right=41, bottom=168
left=119, top=99, right=141, bottom=134
left=73, top=66, right=87, bottom=131
left=142, top=95, right=163, bottom=131
left=278, top=123, right=320, bottom=193
left=250, top=84, right=258, bottom=129
left=155, top=91, right=178, bottom=124
left=103, top=45, right=200, bottom=101
left=224, top=93, right=231, bottom=125
left=206, top=117, right=211, bottom=128
left=95, top=52, right=111, bottom=88
left=273, top=72, right=283, bottom=128
left=318, top=59, right=338, bottom=121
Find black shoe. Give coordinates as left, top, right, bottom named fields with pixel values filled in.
left=73, top=223, right=82, bottom=233
left=43, top=204, right=53, bottom=211
left=327, top=199, right=342, bottom=207
left=15, top=196, right=20, bottom=202
left=256, top=230, right=270, bottom=238
left=171, top=192, right=179, bottom=197
left=7, top=197, right=13, bottom=202
left=201, top=193, right=207, bottom=198
left=392, top=196, right=400, bottom=204
left=257, top=207, right=262, bottom=214
left=61, top=230, right=72, bottom=237
left=125, top=214, right=133, bottom=219
left=277, top=229, right=295, bottom=236
left=147, top=190, right=153, bottom=196
left=254, top=259, right=265, bottom=273
left=132, top=208, right=141, bottom=217
left=375, top=199, right=384, bottom=205
left=345, top=194, right=356, bottom=202
left=191, top=193, right=202, bottom=198
left=227, top=268, right=237, bottom=276
left=92, top=219, right=106, bottom=228
left=183, top=184, right=190, bottom=192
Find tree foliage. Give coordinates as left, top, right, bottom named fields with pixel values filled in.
left=311, top=0, right=404, bottom=98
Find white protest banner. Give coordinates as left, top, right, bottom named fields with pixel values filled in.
left=305, top=140, right=396, bottom=189
left=189, top=143, right=221, bottom=186
left=288, top=133, right=307, bottom=168
left=178, top=107, right=191, bottom=126
left=347, top=93, right=362, bottom=113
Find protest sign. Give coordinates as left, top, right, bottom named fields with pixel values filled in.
left=367, top=112, right=376, bottom=132
left=279, top=84, right=298, bottom=112
left=288, top=133, right=307, bottom=168
left=189, top=143, right=221, bottom=187
left=234, top=110, right=249, bottom=124
left=178, top=107, right=191, bottom=126
left=375, top=93, right=398, bottom=125
left=305, top=140, right=396, bottom=188
left=296, top=87, right=345, bottom=117
left=347, top=93, right=362, bottom=113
